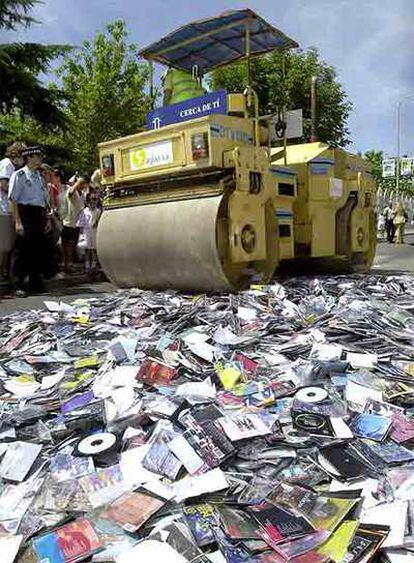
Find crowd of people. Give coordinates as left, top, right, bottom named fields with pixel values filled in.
left=380, top=200, right=409, bottom=244
left=0, top=142, right=103, bottom=295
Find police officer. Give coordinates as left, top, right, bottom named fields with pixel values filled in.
left=162, top=67, right=205, bottom=106
left=8, top=145, right=51, bottom=293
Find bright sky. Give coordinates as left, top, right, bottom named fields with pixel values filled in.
left=2, top=0, right=414, bottom=156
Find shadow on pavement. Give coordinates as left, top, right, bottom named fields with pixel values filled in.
left=369, top=268, right=409, bottom=275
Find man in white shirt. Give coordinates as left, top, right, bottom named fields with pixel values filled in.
left=0, top=142, right=26, bottom=278
left=61, top=175, right=87, bottom=273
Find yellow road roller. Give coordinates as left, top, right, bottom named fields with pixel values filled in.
left=271, top=143, right=377, bottom=272
left=97, top=9, right=376, bottom=291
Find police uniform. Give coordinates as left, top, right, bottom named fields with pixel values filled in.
left=162, top=68, right=205, bottom=105
left=8, top=146, right=50, bottom=290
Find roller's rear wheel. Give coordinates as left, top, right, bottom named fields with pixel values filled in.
left=347, top=210, right=377, bottom=273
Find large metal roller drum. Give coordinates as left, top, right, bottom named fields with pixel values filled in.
left=97, top=194, right=239, bottom=291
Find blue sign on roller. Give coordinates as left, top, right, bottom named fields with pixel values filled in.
left=146, top=90, right=227, bottom=129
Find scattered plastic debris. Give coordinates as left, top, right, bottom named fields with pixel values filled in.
left=1, top=274, right=414, bottom=562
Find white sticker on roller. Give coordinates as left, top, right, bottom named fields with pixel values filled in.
left=129, top=140, right=173, bottom=170
left=330, top=178, right=343, bottom=198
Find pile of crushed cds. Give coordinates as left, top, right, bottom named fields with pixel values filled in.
left=1, top=274, right=414, bottom=562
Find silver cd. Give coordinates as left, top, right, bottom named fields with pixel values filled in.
left=295, top=386, right=328, bottom=404
left=78, top=432, right=116, bottom=455
left=282, top=425, right=310, bottom=444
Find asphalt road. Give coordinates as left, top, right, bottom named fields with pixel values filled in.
left=1, top=232, right=414, bottom=314
left=372, top=230, right=414, bottom=274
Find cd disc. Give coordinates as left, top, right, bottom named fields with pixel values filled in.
left=292, top=410, right=335, bottom=437
left=294, top=412, right=326, bottom=430
left=282, top=425, right=310, bottom=445
left=77, top=432, right=117, bottom=456
left=295, top=386, right=328, bottom=404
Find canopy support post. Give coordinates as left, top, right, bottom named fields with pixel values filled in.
left=149, top=61, right=155, bottom=109
left=245, top=17, right=251, bottom=93
left=244, top=15, right=260, bottom=147
left=282, top=51, right=287, bottom=166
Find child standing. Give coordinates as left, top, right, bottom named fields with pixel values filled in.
left=76, top=192, right=101, bottom=272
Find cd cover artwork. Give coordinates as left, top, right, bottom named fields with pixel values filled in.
left=233, top=352, right=259, bottom=374
left=183, top=503, right=216, bottom=546
left=249, top=502, right=314, bottom=542
left=79, top=465, right=126, bottom=508
left=32, top=518, right=103, bottom=563
left=0, top=441, right=42, bottom=482
left=349, top=413, right=391, bottom=442
left=151, top=520, right=209, bottom=562
left=218, top=413, right=271, bottom=441
left=98, top=490, right=165, bottom=532
left=142, top=422, right=182, bottom=479
left=49, top=453, right=94, bottom=482
left=361, top=440, right=414, bottom=465
left=136, top=359, right=177, bottom=386
left=181, top=412, right=235, bottom=468
left=217, top=506, right=261, bottom=540
left=341, top=523, right=390, bottom=562
left=268, top=482, right=357, bottom=533
left=390, top=413, right=414, bottom=443
left=364, top=398, right=404, bottom=417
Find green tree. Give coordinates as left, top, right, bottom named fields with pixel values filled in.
left=0, top=111, right=73, bottom=165
left=364, top=150, right=383, bottom=185
left=211, top=47, right=352, bottom=147
left=364, top=150, right=414, bottom=196
left=0, top=0, right=69, bottom=126
left=58, top=20, right=150, bottom=171
left=0, top=0, right=37, bottom=29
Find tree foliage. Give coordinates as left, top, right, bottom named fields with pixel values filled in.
left=57, top=20, right=150, bottom=171
left=364, top=150, right=383, bottom=186
left=0, top=111, right=73, bottom=165
left=211, top=47, right=352, bottom=147
left=364, top=150, right=414, bottom=196
left=0, top=0, right=69, bottom=126
left=0, top=0, right=37, bottom=30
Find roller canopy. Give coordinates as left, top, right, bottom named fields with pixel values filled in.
left=138, top=9, right=298, bottom=73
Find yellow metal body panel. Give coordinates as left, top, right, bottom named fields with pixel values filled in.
left=99, top=113, right=255, bottom=186
left=268, top=166, right=296, bottom=261
left=98, top=114, right=295, bottom=267
left=271, top=143, right=376, bottom=260
left=97, top=111, right=296, bottom=290
left=227, top=93, right=248, bottom=115
left=226, top=146, right=272, bottom=263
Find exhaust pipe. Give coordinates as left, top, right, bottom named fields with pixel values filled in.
left=311, top=75, right=317, bottom=142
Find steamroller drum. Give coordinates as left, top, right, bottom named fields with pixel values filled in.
left=97, top=194, right=277, bottom=292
